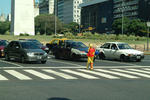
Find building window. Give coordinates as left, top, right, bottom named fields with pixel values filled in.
left=101, top=17, right=107, bottom=23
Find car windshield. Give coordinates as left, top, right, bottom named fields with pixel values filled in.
left=0, top=40, right=9, bottom=46
left=28, top=40, right=42, bottom=46
left=71, top=42, right=87, bottom=48
left=118, top=44, right=132, bottom=49
left=21, top=42, right=40, bottom=49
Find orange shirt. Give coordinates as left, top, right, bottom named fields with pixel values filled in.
left=87, top=48, right=95, bottom=57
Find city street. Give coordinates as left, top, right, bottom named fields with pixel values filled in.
left=0, top=55, right=150, bottom=100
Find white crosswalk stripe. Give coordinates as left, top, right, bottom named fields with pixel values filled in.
left=5, top=70, right=32, bottom=80
left=0, top=74, right=8, bottom=80
left=24, top=70, right=55, bottom=80
left=61, top=69, right=99, bottom=79
left=78, top=69, right=119, bottom=79
left=143, top=68, right=150, bottom=71
left=127, top=69, right=150, bottom=74
left=95, top=69, right=139, bottom=79
left=111, top=69, right=150, bottom=78
left=43, top=69, right=77, bottom=79
left=0, top=68, right=150, bottom=81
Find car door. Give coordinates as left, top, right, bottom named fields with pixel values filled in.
left=110, top=44, right=120, bottom=59
left=13, top=42, right=22, bottom=59
left=101, top=43, right=111, bottom=59
left=6, top=41, right=16, bottom=58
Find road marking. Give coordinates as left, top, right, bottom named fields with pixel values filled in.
left=5, top=70, right=32, bottom=80
left=0, top=74, right=8, bottom=80
left=43, top=69, right=77, bottom=79
left=0, top=66, right=148, bottom=69
left=143, top=68, right=150, bottom=71
left=112, top=69, right=150, bottom=78
left=61, top=69, right=99, bottom=79
left=127, top=69, right=150, bottom=74
left=78, top=69, right=119, bottom=79
left=0, top=59, right=24, bottom=67
left=24, top=70, right=55, bottom=79
left=95, top=69, right=139, bottom=79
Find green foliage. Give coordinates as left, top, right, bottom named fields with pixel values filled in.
left=64, top=32, right=75, bottom=39
left=19, top=33, right=30, bottom=36
left=0, top=21, right=10, bottom=35
left=112, top=17, right=147, bottom=36
left=35, top=14, right=63, bottom=35
left=63, top=22, right=79, bottom=35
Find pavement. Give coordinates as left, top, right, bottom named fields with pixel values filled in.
left=0, top=55, right=150, bottom=100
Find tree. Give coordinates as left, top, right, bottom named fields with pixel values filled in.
left=127, top=19, right=146, bottom=36
left=63, top=22, right=79, bottom=35
left=35, top=14, right=63, bottom=35
left=112, top=17, right=130, bottom=35
left=0, top=21, right=10, bottom=35
left=112, top=17, right=147, bottom=36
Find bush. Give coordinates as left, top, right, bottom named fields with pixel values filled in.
left=64, top=32, right=75, bottom=39
left=20, top=33, right=30, bottom=36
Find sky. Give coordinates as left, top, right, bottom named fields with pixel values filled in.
left=0, top=0, right=11, bottom=15
left=0, top=0, right=39, bottom=16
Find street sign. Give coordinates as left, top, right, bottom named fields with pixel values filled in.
left=147, top=22, right=150, bottom=27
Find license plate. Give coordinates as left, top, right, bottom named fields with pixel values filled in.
left=137, top=56, right=141, bottom=59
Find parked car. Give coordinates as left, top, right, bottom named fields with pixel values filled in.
left=97, top=42, right=144, bottom=62
left=52, top=40, right=99, bottom=60
left=46, top=38, right=70, bottom=53
left=4, top=40, right=48, bottom=64
left=26, top=39, right=49, bottom=53
left=0, top=40, right=9, bottom=57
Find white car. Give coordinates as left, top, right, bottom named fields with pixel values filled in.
left=97, top=42, right=144, bottom=62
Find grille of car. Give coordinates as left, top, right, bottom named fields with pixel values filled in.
left=34, top=53, right=44, bottom=55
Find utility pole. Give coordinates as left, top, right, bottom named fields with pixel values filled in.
left=147, top=22, right=150, bottom=51
left=55, top=0, right=57, bottom=36
left=122, top=0, right=124, bottom=35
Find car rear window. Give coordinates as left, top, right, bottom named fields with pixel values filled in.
left=21, top=42, right=40, bottom=49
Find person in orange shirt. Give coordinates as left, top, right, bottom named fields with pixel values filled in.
left=86, top=44, right=95, bottom=70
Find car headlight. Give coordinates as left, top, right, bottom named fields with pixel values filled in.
left=44, top=48, right=49, bottom=50
left=44, top=53, right=48, bottom=56
left=27, top=52, right=34, bottom=57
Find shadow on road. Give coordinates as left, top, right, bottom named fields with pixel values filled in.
left=48, top=97, right=71, bottom=100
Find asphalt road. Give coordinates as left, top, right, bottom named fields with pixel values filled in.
left=0, top=55, right=150, bottom=100
left=0, top=55, right=150, bottom=68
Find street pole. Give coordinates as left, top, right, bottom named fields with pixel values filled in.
left=122, top=0, right=124, bottom=35
left=147, top=26, right=149, bottom=51
left=147, top=22, right=150, bottom=51
left=55, top=0, right=57, bottom=36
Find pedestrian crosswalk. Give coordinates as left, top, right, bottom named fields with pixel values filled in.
left=0, top=68, right=150, bottom=81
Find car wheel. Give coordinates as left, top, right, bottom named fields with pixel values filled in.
left=20, top=56, right=26, bottom=63
left=5, top=53, right=10, bottom=61
left=136, top=59, right=141, bottom=62
left=120, top=55, right=125, bottom=62
left=41, top=61, right=47, bottom=64
left=99, top=53, right=105, bottom=60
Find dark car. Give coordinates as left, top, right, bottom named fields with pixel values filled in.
left=4, top=40, right=48, bottom=64
left=0, top=40, right=9, bottom=57
left=52, top=40, right=99, bottom=60
left=26, top=39, right=49, bottom=53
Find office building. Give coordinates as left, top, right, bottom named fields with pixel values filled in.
left=39, top=0, right=54, bottom=14
left=80, top=0, right=113, bottom=33
left=113, top=0, right=150, bottom=21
